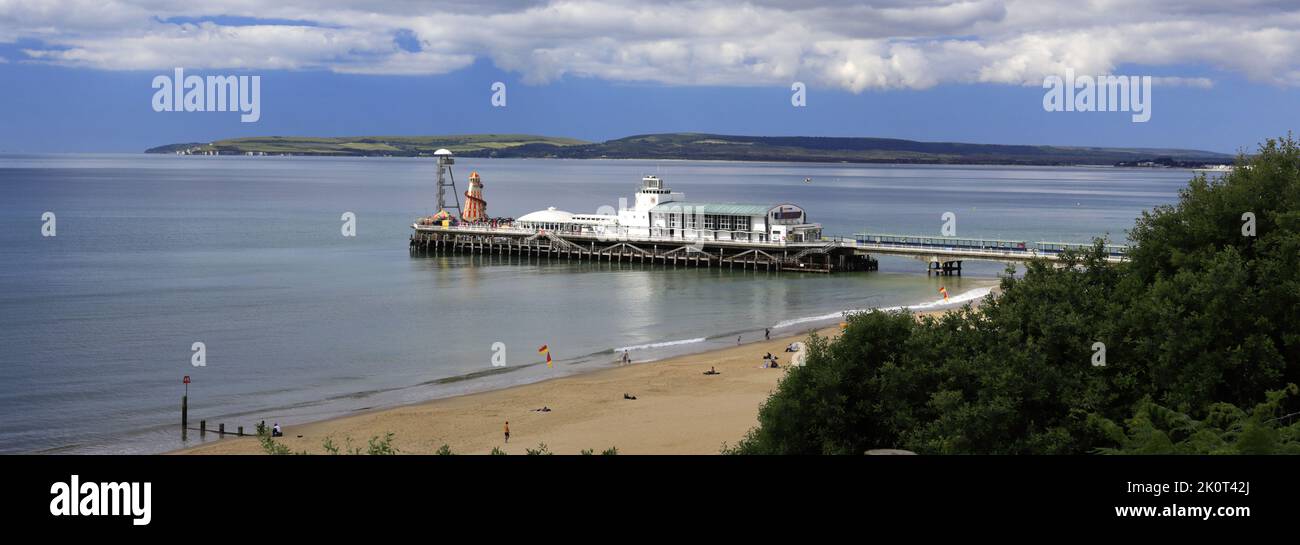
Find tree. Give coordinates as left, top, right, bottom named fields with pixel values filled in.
left=1090, top=384, right=1300, bottom=454
left=731, top=135, right=1300, bottom=455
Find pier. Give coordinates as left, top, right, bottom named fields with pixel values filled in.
left=845, top=233, right=1127, bottom=274
left=410, top=225, right=877, bottom=273
left=410, top=225, right=1127, bottom=274
left=407, top=150, right=1126, bottom=274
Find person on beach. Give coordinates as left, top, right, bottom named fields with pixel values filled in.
left=272, top=422, right=282, bottom=437
left=504, top=421, right=510, bottom=443
left=621, top=350, right=630, bottom=365
left=765, top=328, right=770, bottom=340
left=737, top=336, right=741, bottom=345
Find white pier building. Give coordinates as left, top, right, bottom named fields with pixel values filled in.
left=516, top=175, right=824, bottom=243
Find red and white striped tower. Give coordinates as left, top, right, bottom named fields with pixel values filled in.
left=462, top=171, right=487, bottom=222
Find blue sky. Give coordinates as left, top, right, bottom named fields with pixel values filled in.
left=2, top=1, right=1298, bottom=154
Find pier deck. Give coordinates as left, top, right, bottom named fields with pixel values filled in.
left=410, top=225, right=876, bottom=273
left=410, top=225, right=1126, bottom=274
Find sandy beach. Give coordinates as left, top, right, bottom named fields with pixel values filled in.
left=176, top=307, right=970, bottom=455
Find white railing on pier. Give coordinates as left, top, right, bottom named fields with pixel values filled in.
left=412, top=224, right=1127, bottom=263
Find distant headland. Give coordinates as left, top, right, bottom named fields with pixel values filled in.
left=146, top=132, right=1234, bottom=168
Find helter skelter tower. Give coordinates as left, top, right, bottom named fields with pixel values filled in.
left=462, top=171, right=487, bottom=222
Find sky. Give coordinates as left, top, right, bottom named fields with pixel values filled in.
left=1, top=0, right=1298, bottom=154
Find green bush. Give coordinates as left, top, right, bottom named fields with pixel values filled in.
left=525, top=443, right=553, bottom=455
left=256, top=428, right=298, bottom=455
left=1091, top=384, right=1300, bottom=454
left=366, top=433, right=399, bottom=455
left=731, top=135, right=1300, bottom=455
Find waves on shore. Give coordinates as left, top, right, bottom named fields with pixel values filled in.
left=771, top=285, right=994, bottom=330
left=614, top=337, right=708, bottom=352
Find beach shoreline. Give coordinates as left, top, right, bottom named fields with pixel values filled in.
left=173, top=300, right=985, bottom=455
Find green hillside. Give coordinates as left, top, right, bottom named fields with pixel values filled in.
left=148, top=134, right=589, bottom=156
left=147, top=132, right=1231, bottom=166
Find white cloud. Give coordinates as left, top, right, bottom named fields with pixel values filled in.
left=2, top=0, right=1298, bottom=89
left=1152, top=77, right=1214, bottom=89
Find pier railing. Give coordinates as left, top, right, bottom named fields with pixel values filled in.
left=413, top=223, right=815, bottom=249
left=410, top=223, right=1127, bottom=273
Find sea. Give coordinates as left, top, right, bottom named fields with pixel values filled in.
left=0, top=154, right=1196, bottom=453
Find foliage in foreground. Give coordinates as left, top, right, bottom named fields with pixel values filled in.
left=730, top=135, right=1300, bottom=454
left=258, top=431, right=618, bottom=455
left=260, top=431, right=399, bottom=455
left=1091, top=384, right=1300, bottom=454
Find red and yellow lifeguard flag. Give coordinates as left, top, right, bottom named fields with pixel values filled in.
left=939, top=286, right=949, bottom=300
left=539, top=345, right=552, bottom=368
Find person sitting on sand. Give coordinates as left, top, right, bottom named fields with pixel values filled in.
left=624, top=393, right=637, bottom=400
left=703, top=366, right=719, bottom=375
left=785, top=343, right=797, bottom=352
left=271, top=422, right=282, bottom=437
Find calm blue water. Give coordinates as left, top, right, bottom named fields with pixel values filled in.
left=0, top=155, right=1194, bottom=454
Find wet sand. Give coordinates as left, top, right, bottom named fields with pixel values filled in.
left=176, top=307, right=971, bottom=455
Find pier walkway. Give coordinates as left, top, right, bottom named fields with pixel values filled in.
left=410, top=224, right=1127, bottom=274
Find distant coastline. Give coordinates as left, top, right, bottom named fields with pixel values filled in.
left=146, top=132, right=1235, bottom=168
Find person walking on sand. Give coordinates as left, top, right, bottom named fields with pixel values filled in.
left=765, top=328, right=770, bottom=341
left=621, top=350, right=630, bottom=365
left=504, top=421, right=510, bottom=444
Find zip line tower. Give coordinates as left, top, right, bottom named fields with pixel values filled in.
left=433, top=148, right=462, bottom=219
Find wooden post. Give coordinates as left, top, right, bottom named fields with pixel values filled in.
left=218, top=423, right=225, bottom=436
left=181, top=395, right=188, bottom=428
left=237, top=426, right=244, bottom=437
left=200, top=420, right=206, bottom=436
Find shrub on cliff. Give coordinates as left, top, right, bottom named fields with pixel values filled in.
left=731, top=135, right=1300, bottom=454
